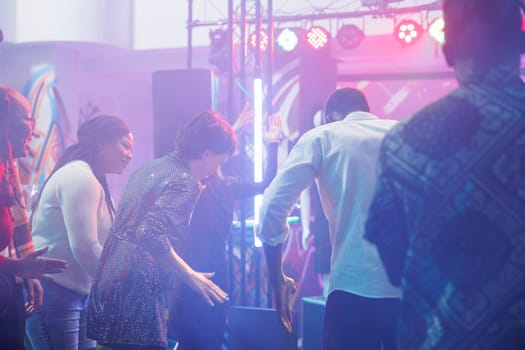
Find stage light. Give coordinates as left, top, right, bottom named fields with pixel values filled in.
left=428, top=17, right=445, bottom=44
left=249, top=30, right=269, bottom=51
left=209, top=28, right=228, bottom=48
left=305, top=26, right=330, bottom=50
left=276, top=28, right=299, bottom=52
left=336, top=24, right=365, bottom=49
left=394, top=19, right=422, bottom=45
left=208, top=28, right=229, bottom=71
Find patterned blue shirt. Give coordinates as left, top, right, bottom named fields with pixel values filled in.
left=365, top=62, right=525, bottom=349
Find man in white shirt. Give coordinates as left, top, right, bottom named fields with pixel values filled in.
left=257, top=88, right=400, bottom=349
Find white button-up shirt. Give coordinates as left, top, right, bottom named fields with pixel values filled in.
left=257, top=111, right=400, bottom=298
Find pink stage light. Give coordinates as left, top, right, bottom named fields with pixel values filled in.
left=336, top=24, right=365, bottom=49
left=394, top=19, right=422, bottom=45
left=305, top=26, right=330, bottom=50
left=249, top=30, right=269, bottom=51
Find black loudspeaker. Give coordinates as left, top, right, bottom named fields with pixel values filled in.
left=228, top=306, right=298, bottom=350
left=152, top=68, right=215, bottom=158
left=302, top=296, right=326, bottom=350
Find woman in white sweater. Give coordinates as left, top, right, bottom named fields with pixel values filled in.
left=26, top=115, right=133, bottom=350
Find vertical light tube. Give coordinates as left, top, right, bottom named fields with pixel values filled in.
left=253, top=77, right=264, bottom=247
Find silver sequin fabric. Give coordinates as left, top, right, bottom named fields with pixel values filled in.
left=87, top=152, right=201, bottom=348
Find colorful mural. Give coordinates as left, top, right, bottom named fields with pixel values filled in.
left=18, top=64, right=72, bottom=209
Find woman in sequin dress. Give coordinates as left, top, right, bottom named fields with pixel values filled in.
left=87, top=111, right=236, bottom=350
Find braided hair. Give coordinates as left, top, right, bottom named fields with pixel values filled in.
left=33, top=115, right=130, bottom=218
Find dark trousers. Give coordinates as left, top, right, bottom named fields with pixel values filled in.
left=0, top=275, right=26, bottom=350
left=323, top=290, right=399, bottom=350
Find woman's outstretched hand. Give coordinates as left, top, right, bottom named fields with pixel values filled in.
left=187, top=271, right=229, bottom=306
left=3, top=247, right=68, bottom=278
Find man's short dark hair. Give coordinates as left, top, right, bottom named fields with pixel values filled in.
left=443, top=0, right=524, bottom=65
left=324, top=88, right=370, bottom=124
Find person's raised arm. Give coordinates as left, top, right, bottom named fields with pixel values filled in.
left=231, top=114, right=282, bottom=198
left=231, top=102, right=253, bottom=136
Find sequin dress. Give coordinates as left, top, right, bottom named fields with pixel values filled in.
left=87, top=152, right=201, bottom=348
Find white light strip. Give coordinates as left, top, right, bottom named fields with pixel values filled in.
left=253, top=78, right=264, bottom=247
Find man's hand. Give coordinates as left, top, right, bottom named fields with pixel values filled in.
left=263, top=243, right=297, bottom=332
left=23, top=278, right=43, bottom=317
left=3, top=247, right=68, bottom=279
left=275, top=273, right=297, bottom=333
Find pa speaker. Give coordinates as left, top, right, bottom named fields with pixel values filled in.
left=302, top=296, right=326, bottom=350
left=152, top=68, right=215, bottom=158
left=228, top=306, right=298, bottom=350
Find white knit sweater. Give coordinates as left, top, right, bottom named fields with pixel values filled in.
left=31, top=160, right=113, bottom=295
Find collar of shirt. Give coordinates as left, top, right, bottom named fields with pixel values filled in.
left=344, top=111, right=380, bottom=122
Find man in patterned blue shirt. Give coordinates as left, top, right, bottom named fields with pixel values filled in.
left=365, top=0, right=525, bottom=349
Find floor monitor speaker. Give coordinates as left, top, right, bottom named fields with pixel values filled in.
left=228, top=306, right=298, bottom=350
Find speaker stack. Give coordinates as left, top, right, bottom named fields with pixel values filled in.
left=152, top=68, right=215, bottom=158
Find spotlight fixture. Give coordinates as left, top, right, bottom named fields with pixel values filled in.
left=394, top=19, right=422, bottom=45
left=305, top=26, right=330, bottom=50
left=209, top=29, right=228, bottom=48
left=276, top=28, right=299, bottom=52
left=428, top=17, right=445, bottom=44
left=249, top=30, right=269, bottom=51
left=208, top=28, right=229, bottom=72
left=336, top=24, right=365, bottom=49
